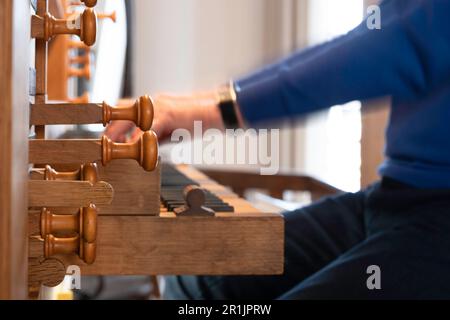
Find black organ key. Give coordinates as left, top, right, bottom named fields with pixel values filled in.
left=161, top=164, right=234, bottom=213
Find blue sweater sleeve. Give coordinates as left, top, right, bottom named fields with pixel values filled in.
left=235, top=0, right=450, bottom=124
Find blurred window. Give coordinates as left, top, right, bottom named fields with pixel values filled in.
left=305, top=0, right=364, bottom=192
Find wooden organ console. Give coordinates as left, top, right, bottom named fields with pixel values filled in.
left=0, top=0, right=284, bottom=299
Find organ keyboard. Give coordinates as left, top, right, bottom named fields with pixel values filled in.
left=0, top=0, right=284, bottom=299
left=161, top=164, right=235, bottom=213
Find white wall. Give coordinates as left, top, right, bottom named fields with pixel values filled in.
left=132, top=0, right=275, bottom=95
left=132, top=0, right=304, bottom=172
left=132, top=0, right=195, bottom=94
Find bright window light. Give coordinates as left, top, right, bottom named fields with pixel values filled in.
left=306, top=0, right=364, bottom=192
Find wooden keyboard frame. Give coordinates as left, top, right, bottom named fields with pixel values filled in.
left=29, top=165, right=284, bottom=280
left=0, top=0, right=284, bottom=298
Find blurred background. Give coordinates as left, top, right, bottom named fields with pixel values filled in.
left=132, top=0, right=365, bottom=193
left=131, top=0, right=388, bottom=194
left=45, top=0, right=388, bottom=299
left=63, top=0, right=386, bottom=195
left=131, top=0, right=366, bottom=193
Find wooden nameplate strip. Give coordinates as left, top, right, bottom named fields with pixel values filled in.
left=29, top=139, right=102, bottom=164
left=31, top=103, right=104, bottom=125
left=30, top=96, right=154, bottom=131
left=28, top=180, right=113, bottom=207
left=28, top=131, right=159, bottom=172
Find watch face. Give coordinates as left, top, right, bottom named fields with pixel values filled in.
left=219, top=100, right=239, bottom=129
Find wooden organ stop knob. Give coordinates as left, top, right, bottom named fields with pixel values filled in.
left=68, top=52, right=91, bottom=80
left=68, top=62, right=91, bottom=79
left=32, top=8, right=97, bottom=46
left=29, top=131, right=159, bottom=172
left=98, top=11, right=117, bottom=23
left=31, top=95, right=155, bottom=132
left=45, top=235, right=96, bottom=265
left=30, top=164, right=99, bottom=183
left=69, top=40, right=90, bottom=50
left=28, top=163, right=107, bottom=207
left=70, top=53, right=90, bottom=65
left=81, top=0, right=98, bottom=7
left=41, top=206, right=97, bottom=243
left=69, top=0, right=98, bottom=7
left=102, top=131, right=159, bottom=171
left=69, top=92, right=90, bottom=104
left=102, top=95, right=154, bottom=130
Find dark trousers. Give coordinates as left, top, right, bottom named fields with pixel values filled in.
left=163, top=179, right=450, bottom=299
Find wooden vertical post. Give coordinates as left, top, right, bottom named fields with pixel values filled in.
left=35, top=0, right=48, bottom=139
left=0, top=0, right=31, bottom=299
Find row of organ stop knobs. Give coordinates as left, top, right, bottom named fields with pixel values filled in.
left=30, top=0, right=159, bottom=264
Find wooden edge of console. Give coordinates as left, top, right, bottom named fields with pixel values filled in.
left=29, top=213, right=284, bottom=276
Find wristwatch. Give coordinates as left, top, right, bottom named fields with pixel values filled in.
left=217, top=81, right=240, bottom=129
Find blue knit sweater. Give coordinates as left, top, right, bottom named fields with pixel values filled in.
left=235, top=0, right=450, bottom=188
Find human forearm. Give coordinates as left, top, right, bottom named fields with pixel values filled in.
left=235, top=0, right=450, bottom=125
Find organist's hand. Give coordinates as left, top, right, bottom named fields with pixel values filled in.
left=129, top=91, right=225, bottom=143
left=104, top=98, right=137, bottom=142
